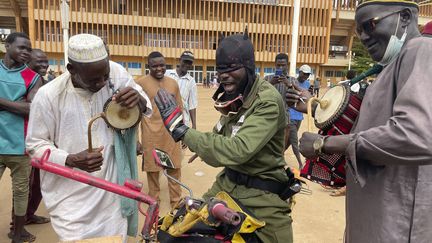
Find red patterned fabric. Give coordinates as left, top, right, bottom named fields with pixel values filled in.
left=20, top=67, right=39, bottom=153
left=300, top=93, right=362, bottom=187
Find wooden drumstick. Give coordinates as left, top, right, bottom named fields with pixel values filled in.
left=188, top=153, right=199, bottom=163
left=87, top=113, right=104, bottom=152
left=307, top=98, right=329, bottom=132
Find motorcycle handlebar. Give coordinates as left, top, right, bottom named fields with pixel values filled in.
left=210, top=203, right=242, bottom=226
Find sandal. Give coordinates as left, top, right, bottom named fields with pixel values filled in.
left=25, top=215, right=50, bottom=225
left=7, top=228, right=36, bottom=242
left=330, top=187, right=346, bottom=197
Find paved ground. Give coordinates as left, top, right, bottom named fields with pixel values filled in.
left=0, top=86, right=344, bottom=243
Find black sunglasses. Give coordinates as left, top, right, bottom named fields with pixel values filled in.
left=356, top=9, right=404, bottom=36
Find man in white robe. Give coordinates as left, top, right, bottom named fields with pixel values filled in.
left=26, top=34, right=152, bottom=242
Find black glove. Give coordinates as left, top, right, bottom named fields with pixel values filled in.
left=154, top=89, right=189, bottom=142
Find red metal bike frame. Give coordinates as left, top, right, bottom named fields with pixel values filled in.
left=31, top=149, right=159, bottom=241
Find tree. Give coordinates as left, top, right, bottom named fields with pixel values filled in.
left=351, top=37, right=375, bottom=74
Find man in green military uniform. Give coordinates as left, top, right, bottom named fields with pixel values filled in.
left=154, top=31, right=293, bottom=242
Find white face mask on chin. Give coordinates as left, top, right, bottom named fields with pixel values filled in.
left=379, top=14, right=407, bottom=66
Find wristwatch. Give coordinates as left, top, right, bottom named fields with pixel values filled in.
left=313, top=136, right=328, bottom=156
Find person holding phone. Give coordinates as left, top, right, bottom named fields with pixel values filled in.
left=286, top=65, right=311, bottom=169
left=264, top=54, right=297, bottom=161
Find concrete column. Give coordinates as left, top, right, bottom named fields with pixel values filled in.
left=289, top=0, right=301, bottom=77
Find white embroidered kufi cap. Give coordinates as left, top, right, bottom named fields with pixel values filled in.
left=68, top=34, right=108, bottom=63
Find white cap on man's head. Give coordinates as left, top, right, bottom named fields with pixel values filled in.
left=68, top=34, right=108, bottom=63
left=299, top=65, right=312, bottom=74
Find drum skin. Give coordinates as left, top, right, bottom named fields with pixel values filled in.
left=314, top=85, right=350, bottom=130
left=103, top=98, right=142, bottom=130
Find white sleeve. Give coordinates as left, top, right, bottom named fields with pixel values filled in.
left=26, top=90, right=69, bottom=166
left=188, top=78, right=198, bottom=110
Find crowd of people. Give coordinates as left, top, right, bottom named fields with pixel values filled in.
left=1, top=0, right=432, bottom=242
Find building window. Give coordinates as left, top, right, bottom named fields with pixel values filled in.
left=144, top=64, right=150, bottom=75
left=209, top=35, right=217, bottom=50
left=206, top=66, right=217, bottom=81
left=128, top=62, right=142, bottom=69
left=144, top=33, right=172, bottom=48
left=117, top=62, right=127, bottom=68
left=127, top=62, right=142, bottom=76
left=48, top=59, right=57, bottom=66
left=189, top=65, right=204, bottom=83
left=335, top=71, right=345, bottom=77
left=325, top=71, right=334, bottom=77
left=177, top=34, right=202, bottom=49
left=264, top=67, right=275, bottom=75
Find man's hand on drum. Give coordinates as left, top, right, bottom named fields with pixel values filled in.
left=300, top=133, right=355, bottom=158
left=65, top=146, right=104, bottom=173
left=286, top=82, right=312, bottom=113
left=112, top=86, right=147, bottom=110
left=299, top=132, right=322, bottom=159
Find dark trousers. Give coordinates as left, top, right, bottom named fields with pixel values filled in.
left=287, top=120, right=303, bottom=167
left=26, top=168, right=42, bottom=218
left=314, top=88, right=320, bottom=97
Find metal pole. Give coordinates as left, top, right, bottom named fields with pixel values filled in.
left=348, top=51, right=352, bottom=70
left=61, top=0, right=70, bottom=66
left=289, top=0, right=301, bottom=77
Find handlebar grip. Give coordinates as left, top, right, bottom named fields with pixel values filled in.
left=124, top=179, right=143, bottom=192
left=210, top=203, right=241, bottom=226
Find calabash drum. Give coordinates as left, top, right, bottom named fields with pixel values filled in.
left=87, top=98, right=142, bottom=152
left=301, top=85, right=362, bottom=187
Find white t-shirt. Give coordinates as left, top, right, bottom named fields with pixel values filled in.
left=165, top=69, right=198, bottom=126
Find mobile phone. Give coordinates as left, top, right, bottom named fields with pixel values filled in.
left=275, top=69, right=283, bottom=77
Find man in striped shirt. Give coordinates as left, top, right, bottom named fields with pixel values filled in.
left=165, top=51, right=198, bottom=129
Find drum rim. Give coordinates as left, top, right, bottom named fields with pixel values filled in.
left=315, top=85, right=351, bottom=130
left=103, top=97, right=142, bottom=130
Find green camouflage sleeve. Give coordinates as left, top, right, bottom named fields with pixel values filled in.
left=183, top=100, right=281, bottom=167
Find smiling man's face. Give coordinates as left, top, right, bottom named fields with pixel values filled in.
left=149, top=56, right=166, bottom=80
left=355, top=5, right=404, bottom=62
left=217, top=67, right=247, bottom=96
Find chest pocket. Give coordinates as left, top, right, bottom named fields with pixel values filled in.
left=213, top=114, right=246, bottom=137
left=231, top=115, right=245, bottom=138
left=213, top=119, right=225, bottom=134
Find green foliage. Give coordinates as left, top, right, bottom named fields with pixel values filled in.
left=351, top=37, right=375, bottom=74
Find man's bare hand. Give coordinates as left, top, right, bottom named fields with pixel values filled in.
left=285, top=82, right=313, bottom=113
left=112, top=87, right=142, bottom=109
left=270, top=76, right=291, bottom=86
left=65, top=146, right=104, bottom=173
left=270, top=76, right=281, bottom=85
left=299, top=132, right=321, bottom=159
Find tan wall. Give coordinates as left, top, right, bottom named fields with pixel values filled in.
left=320, top=66, right=347, bottom=84
left=29, top=0, right=333, bottom=65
